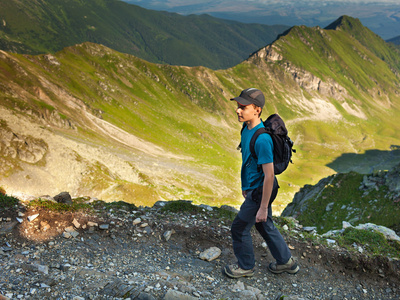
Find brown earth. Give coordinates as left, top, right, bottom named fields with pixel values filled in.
left=1, top=201, right=399, bottom=299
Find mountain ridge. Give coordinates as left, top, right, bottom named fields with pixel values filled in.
left=0, top=0, right=288, bottom=70
left=122, top=0, right=400, bottom=40
left=1, top=16, right=400, bottom=212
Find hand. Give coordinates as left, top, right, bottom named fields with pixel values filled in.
left=256, top=207, right=268, bottom=223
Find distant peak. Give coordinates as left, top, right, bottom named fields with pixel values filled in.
left=324, top=15, right=363, bottom=31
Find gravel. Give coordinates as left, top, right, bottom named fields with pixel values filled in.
left=1, top=200, right=399, bottom=299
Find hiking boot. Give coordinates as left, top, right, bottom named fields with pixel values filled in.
left=224, top=263, right=255, bottom=278
left=268, top=257, right=299, bottom=274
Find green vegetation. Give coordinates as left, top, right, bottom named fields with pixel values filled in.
left=295, top=172, right=400, bottom=233
left=91, top=200, right=138, bottom=211
left=28, top=198, right=91, bottom=212
left=160, top=200, right=237, bottom=222
left=27, top=197, right=138, bottom=213
left=336, top=227, right=400, bottom=258
left=274, top=212, right=400, bottom=259
left=1, top=15, right=400, bottom=210
left=0, top=193, right=19, bottom=208
left=0, top=0, right=288, bottom=69
left=160, top=200, right=205, bottom=214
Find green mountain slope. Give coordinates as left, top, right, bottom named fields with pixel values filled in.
left=1, top=16, right=400, bottom=212
left=282, top=163, right=400, bottom=234
left=0, top=0, right=288, bottom=70
left=325, top=16, right=400, bottom=72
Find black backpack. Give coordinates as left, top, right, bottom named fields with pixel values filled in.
left=238, top=114, right=295, bottom=175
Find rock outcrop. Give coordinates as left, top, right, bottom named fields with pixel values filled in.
left=282, top=163, right=400, bottom=234
left=0, top=122, right=48, bottom=169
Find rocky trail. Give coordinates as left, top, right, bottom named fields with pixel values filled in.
left=0, top=196, right=399, bottom=300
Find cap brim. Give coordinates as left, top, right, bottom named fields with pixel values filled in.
left=230, top=97, right=253, bottom=106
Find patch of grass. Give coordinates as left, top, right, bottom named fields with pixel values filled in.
left=161, top=200, right=237, bottom=222
left=28, top=198, right=91, bottom=212
left=0, top=193, right=19, bottom=208
left=160, top=200, right=204, bottom=214
left=91, top=200, right=138, bottom=211
left=211, top=207, right=237, bottom=222
left=335, top=227, right=400, bottom=258
left=274, top=216, right=298, bottom=228
left=295, top=172, right=400, bottom=233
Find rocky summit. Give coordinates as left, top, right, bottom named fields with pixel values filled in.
left=0, top=195, right=399, bottom=299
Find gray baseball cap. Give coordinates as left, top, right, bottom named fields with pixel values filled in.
left=230, top=88, right=265, bottom=108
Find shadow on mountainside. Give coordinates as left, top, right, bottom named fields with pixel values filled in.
left=326, top=146, right=400, bottom=174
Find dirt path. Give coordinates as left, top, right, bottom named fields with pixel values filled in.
left=1, top=200, right=399, bottom=299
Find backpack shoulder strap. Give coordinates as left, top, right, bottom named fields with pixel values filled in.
left=249, top=126, right=270, bottom=160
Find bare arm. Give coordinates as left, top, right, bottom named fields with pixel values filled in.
left=255, top=162, right=274, bottom=223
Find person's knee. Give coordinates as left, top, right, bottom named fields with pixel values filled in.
left=254, top=220, right=277, bottom=239
left=231, top=216, right=249, bottom=241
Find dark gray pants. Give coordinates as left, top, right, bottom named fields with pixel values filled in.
left=231, top=179, right=292, bottom=270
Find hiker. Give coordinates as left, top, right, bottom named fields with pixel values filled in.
left=224, top=88, right=299, bottom=278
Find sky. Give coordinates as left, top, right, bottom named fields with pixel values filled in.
left=124, top=0, right=400, bottom=39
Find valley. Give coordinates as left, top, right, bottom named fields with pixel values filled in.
left=1, top=14, right=400, bottom=214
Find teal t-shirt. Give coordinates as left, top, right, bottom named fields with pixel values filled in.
left=241, top=122, right=274, bottom=191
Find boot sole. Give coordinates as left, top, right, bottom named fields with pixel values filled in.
left=224, top=266, right=255, bottom=278
left=268, top=264, right=300, bottom=274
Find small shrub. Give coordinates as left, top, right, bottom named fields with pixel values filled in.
left=28, top=198, right=91, bottom=212
left=275, top=216, right=297, bottom=228
left=160, top=200, right=204, bottom=214
left=0, top=193, right=19, bottom=208
left=91, top=200, right=138, bottom=211
left=212, top=207, right=237, bottom=222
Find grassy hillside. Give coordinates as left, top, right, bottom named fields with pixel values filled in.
left=0, top=44, right=244, bottom=207
left=283, top=165, right=400, bottom=234
left=1, top=16, right=400, bottom=212
left=0, top=0, right=288, bottom=70
left=220, top=17, right=400, bottom=201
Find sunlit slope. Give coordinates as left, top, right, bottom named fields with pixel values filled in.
left=218, top=16, right=400, bottom=205
left=1, top=16, right=400, bottom=212
left=0, top=43, right=244, bottom=206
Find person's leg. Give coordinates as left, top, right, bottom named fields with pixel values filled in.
left=254, top=178, right=299, bottom=274
left=255, top=206, right=291, bottom=264
left=255, top=208, right=299, bottom=274
left=224, top=190, right=259, bottom=277
left=231, top=214, right=256, bottom=270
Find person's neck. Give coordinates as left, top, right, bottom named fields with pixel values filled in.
left=245, top=118, right=261, bottom=130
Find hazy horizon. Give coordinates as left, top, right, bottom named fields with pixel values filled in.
left=123, top=0, right=400, bottom=40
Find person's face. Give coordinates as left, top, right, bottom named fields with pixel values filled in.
left=235, top=103, right=260, bottom=123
